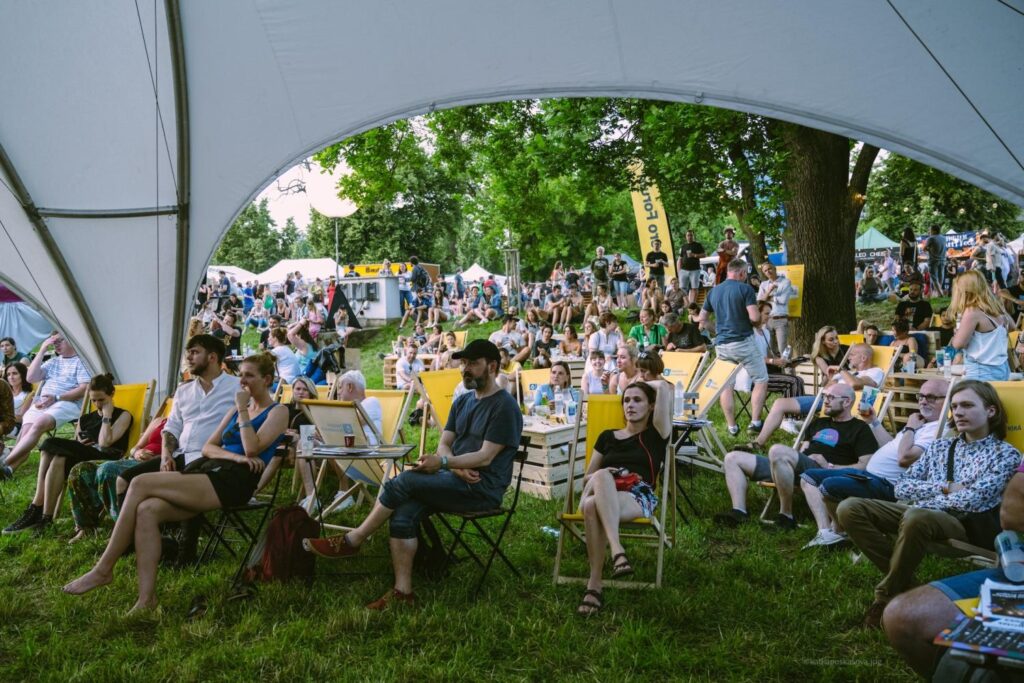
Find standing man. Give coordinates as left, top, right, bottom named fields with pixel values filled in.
left=697, top=258, right=768, bottom=437
left=715, top=228, right=740, bottom=285
left=923, top=224, right=947, bottom=297
left=0, top=333, right=91, bottom=480
left=676, top=230, right=706, bottom=305
left=756, top=262, right=797, bottom=355
left=644, top=239, right=670, bottom=289
left=590, top=247, right=610, bottom=295
left=305, top=340, right=523, bottom=610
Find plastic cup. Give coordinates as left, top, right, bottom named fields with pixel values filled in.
left=299, top=424, right=315, bottom=456
left=858, top=386, right=878, bottom=416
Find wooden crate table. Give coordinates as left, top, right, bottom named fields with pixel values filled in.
left=885, top=369, right=947, bottom=430
left=382, top=354, right=438, bottom=389
left=517, top=415, right=587, bottom=500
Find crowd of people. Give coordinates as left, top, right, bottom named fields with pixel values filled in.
left=1, top=229, right=1023, bottom=678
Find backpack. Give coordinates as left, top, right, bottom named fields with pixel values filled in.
left=411, top=264, right=430, bottom=290
left=242, top=505, right=320, bottom=584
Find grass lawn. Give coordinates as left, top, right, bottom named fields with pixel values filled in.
left=0, top=304, right=966, bottom=681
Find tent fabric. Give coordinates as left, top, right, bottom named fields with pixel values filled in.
left=1, top=2, right=1023, bottom=396
left=460, top=264, right=505, bottom=284
left=855, top=228, right=899, bottom=250
left=207, top=265, right=259, bottom=284
left=256, top=258, right=342, bottom=285
left=0, top=285, right=52, bottom=354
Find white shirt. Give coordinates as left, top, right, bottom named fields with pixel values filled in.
left=838, top=366, right=885, bottom=389
left=271, top=345, right=302, bottom=384
left=396, top=357, right=424, bottom=388
left=361, top=396, right=383, bottom=446
left=757, top=275, right=797, bottom=317
left=39, top=355, right=92, bottom=403
left=163, top=372, right=241, bottom=464
left=866, top=419, right=939, bottom=483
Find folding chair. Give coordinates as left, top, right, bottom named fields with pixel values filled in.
left=452, top=330, right=468, bottom=348
left=415, top=368, right=464, bottom=457
left=364, top=388, right=413, bottom=445
left=553, top=394, right=673, bottom=589
left=869, top=344, right=900, bottom=380
left=676, top=358, right=741, bottom=472
left=838, top=333, right=865, bottom=346
left=517, top=367, right=551, bottom=407
left=661, top=351, right=707, bottom=392
left=758, top=387, right=893, bottom=521
left=434, top=436, right=529, bottom=598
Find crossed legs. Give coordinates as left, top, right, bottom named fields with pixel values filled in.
left=580, top=469, right=643, bottom=595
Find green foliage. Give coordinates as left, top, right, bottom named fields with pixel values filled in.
left=212, top=199, right=290, bottom=274
left=865, top=153, right=1022, bottom=238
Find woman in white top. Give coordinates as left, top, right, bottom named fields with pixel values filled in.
left=589, top=312, right=624, bottom=358
left=613, top=342, right=643, bottom=395
left=949, top=269, right=1012, bottom=380
left=581, top=349, right=609, bottom=398
left=268, top=328, right=303, bottom=384
left=6, top=362, right=32, bottom=436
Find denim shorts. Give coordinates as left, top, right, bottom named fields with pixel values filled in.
left=799, top=467, right=895, bottom=503
left=931, top=568, right=1006, bottom=602
left=751, top=452, right=817, bottom=481
left=613, top=280, right=630, bottom=296
left=715, top=336, right=769, bottom=384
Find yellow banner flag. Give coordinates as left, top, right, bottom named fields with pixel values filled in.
left=629, top=162, right=676, bottom=282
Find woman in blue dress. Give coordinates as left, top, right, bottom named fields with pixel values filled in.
left=63, top=352, right=288, bottom=614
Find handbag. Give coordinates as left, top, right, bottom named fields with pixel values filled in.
left=612, top=431, right=656, bottom=492
left=945, top=438, right=1002, bottom=549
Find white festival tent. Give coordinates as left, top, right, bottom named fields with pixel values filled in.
left=459, top=263, right=506, bottom=286
left=206, top=265, right=258, bottom=285
left=257, top=258, right=343, bottom=286
left=0, top=2, right=1022, bottom=397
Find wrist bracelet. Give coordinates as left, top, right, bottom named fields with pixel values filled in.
left=441, top=455, right=449, bottom=470
left=239, top=421, right=253, bottom=429
left=905, top=427, right=916, bottom=434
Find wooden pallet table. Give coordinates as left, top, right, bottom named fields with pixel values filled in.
left=518, top=415, right=587, bottom=500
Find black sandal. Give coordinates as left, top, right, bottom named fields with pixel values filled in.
left=611, top=553, right=634, bottom=579
left=577, top=589, right=603, bottom=616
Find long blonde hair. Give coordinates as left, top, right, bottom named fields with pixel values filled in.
left=810, top=326, right=838, bottom=362
left=948, top=270, right=1005, bottom=319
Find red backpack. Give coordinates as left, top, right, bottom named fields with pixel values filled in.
left=243, top=505, right=320, bottom=584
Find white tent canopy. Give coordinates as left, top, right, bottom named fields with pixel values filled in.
left=207, top=265, right=258, bottom=284
left=460, top=263, right=505, bottom=285
left=1, top=2, right=1022, bottom=396
left=257, top=258, right=343, bottom=285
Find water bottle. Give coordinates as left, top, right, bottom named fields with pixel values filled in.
left=904, top=356, right=916, bottom=374
left=936, top=348, right=945, bottom=371
left=541, top=526, right=561, bottom=539
left=781, top=345, right=792, bottom=363
left=553, top=388, right=565, bottom=417
left=674, top=380, right=685, bottom=416
left=942, top=348, right=953, bottom=379
left=997, top=531, right=1024, bottom=582
left=565, top=391, right=577, bottom=421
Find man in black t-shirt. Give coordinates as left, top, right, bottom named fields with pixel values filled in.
left=715, top=383, right=877, bottom=530
left=259, top=315, right=283, bottom=349
left=590, top=246, right=610, bottom=290
left=893, top=282, right=933, bottom=330
left=645, top=239, right=669, bottom=289
left=676, top=230, right=706, bottom=304
left=662, top=313, right=706, bottom=352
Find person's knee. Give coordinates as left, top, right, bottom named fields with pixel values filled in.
left=723, top=450, right=751, bottom=474
left=767, top=445, right=793, bottom=464
left=136, top=497, right=160, bottom=522
left=581, top=497, right=597, bottom=517
left=836, top=497, right=868, bottom=527
left=899, top=507, right=935, bottom=535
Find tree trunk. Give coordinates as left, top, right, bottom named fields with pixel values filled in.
left=727, top=141, right=768, bottom=267
left=775, top=124, right=859, bottom=353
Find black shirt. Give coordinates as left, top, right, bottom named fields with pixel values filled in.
left=565, top=272, right=580, bottom=289
left=679, top=241, right=705, bottom=271
left=594, top=426, right=667, bottom=485
left=610, top=258, right=629, bottom=281
left=802, top=416, right=877, bottom=466
left=666, top=324, right=705, bottom=350
left=212, top=326, right=241, bottom=355
left=590, top=257, right=610, bottom=282
left=895, top=296, right=933, bottom=328
left=646, top=251, right=669, bottom=277
left=1005, top=284, right=1024, bottom=311
left=533, top=338, right=559, bottom=357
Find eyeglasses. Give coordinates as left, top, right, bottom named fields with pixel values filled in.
left=918, top=393, right=945, bottom=403
left=822, top=394, right=849, bottom=403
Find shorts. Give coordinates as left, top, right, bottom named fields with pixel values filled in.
left=930, top=568, right=1005, bottom=603
left=22, top=400, right=82, bottom=429
left=198, top=461, right=261, bottom=508
left=679, top=269, right=702, bottom=292
left=715, top=336, right=769, bottom=384
left=795, top=395, right=817, bottom=414
left=626, top=480, right=659, bottom=518
left=751, top=451, right=818, bottom=481
left=38, top=437, right=121, bottom=476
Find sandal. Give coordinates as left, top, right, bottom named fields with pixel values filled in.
left=611, top=553, right=634, bottom=579
left=577, top=589, right=603, bottom=616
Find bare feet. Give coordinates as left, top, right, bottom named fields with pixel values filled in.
left=62, top=568, right=113, bottom=595
left=68, top=528, right=98, bottom=545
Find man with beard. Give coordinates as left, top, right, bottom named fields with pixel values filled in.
left=304, top=340, right=523, bottom=610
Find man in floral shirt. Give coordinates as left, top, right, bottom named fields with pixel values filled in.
left=838, top=380, right=1021, bottom=628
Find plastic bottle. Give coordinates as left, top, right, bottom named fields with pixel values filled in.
left=936, top=347, right=945, bottom=371
left=565, top=390, right=577, bottom=421
left=674, top=380, right=685, bottom=416
left=942, top=348, right=953, bottom=379
left=904, top=356, right=916, bottom=374
left=553, top=388, right=565, bottom=416
left=781, top=345, right=792, bottom=363
left=541, top=526, right=561, bottom=538
left=997, top=530, right=1024, bottom=582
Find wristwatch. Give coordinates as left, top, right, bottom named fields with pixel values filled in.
left=440, top=455, right=449, bottom=470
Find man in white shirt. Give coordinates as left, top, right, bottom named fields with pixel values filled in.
left=756, top=262, right=797, bottom=354
left=799, top=379, right=949, bottom=549
left=395, top=345, right=424, bottom=391
left=488, top=315, right=529, bottom=364
left=1, top=332, right=92, bottom=478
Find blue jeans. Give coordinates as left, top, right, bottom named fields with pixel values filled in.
left=399, top=290, right=416, bottom=312
left=800, top=467, right=895, bottom=503
left=964, top=359, right=1010, bottom=381
left=378, top=470, right=500, bottom=539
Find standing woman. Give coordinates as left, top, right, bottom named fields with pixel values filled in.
left=306, top=294, right=326, bottom=339
left=63, top=353, right=287, bottom=613
left=575, top=382, right=669, bottom=615
left=899, top=227, right=918, bottom=272
left=550, top=260, right=565, bottom=289
left=948, top=269, right=1013, bottom=380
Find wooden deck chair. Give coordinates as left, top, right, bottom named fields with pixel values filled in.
left=677, top=358, right=741, bottom=472
left=989, top=382, right=1024, bottom=454
left=1010, top=331, right=1021, bottom=371
left=299, top=399, right=387, bottom=530
left=838, top=333, right=865, bottom=346
left=154, top=396, right=174, bottom=419
left=518, top=368, right=551, bottom=407
left=553, top=394, right=673, bottom=589
left=869, top=344, right=900, bottom=380
left=452, top=330, right=468, bottom=349
left=661, top=351, right=707, bottom=392
left=272, top=381, right=287, bottom=402
left=415, top=368, right=464, bottom=457
left=365, top=389, right=413, bottom=445
left=758, top=387, right=892, bottom=521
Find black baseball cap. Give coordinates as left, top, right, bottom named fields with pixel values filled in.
left=452, top=339, right=501, bottom=363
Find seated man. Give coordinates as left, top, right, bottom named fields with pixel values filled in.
left=542, top=285, right=567, bottom=326
left=662, top=313, right=706, bottom=352
left=489, top=314, right=531, bottom=365
left=746, top=342, right=885, bottom=448
left=304, top=340, right=523, bottom=610
left=799, top=379, right=949, bottom=549
left=883, top=468, right=1024, bottom=678
left=1, top=333, right=91, bottom=480
left=838, top=379, right=1021, bottom=628
left=715, top=383, right=877, bottom=530
left=891, top=280, right=933, bottom=331
left=395, top=344, right=424, bottom=391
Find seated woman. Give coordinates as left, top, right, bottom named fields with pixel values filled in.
left=531, top=361, right=578, bottom=409
left=857, top=267, right=887, bottom=303
left=5, top=361, right=32, bottom=438
left=2, top=374, right=132, bottom=536
left=558, top=325, right=584, bottom=358
left=421, top=324, right=444, bottom=354
left=270, top=376, right=319, bottom=509
left=498, top=347, right=522, bottom=378
left=306, top=294, right=326, bottom=339
left=63, top=353, right=288, bottom=613
left=589, top=312, right=624, bottom=359
left=584, top=284, right=613, bottom=320
left=639, top=278, right=663, bottom=313
left=627, top=307, right=668, bottom=351
left=286, top=319, right=321, bottom=381
left=67, top=412, right=167, bottom=542
left=889, top=318, right=921, bottom=371
left=810, top=325, right=848, bottom=380
left=576, top=382, right=670, bottom=615
left=426, top=285, right=451, bottom=326
left=581, top=350, right=610, bottom=398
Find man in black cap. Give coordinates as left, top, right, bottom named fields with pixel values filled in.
left=304, top=339, right=523, bottom=609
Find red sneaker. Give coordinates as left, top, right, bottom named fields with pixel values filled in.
left=302, top=534, right=360, bottom=559
left=365, top=588, right=416, bottom=611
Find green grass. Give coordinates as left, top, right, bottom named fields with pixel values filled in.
left=0, top=311, right=967, bottom=681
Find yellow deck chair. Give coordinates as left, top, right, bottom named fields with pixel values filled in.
left=452, top=330, right=468, bottom=349
left=553, top=394, right=673, bottom=589
left=838, top=333, right=865, bottom=346
left=661, top=351, right=707, bottom=392
left=365, top=389, right=413, bottom=445
left=678, top=358, right=741, bottom=472
left=415, top=368, right=464, bottom=457
left=518, top=368, right=551, bottom=406
left=154, top=396, right=174, bottom=419
left=989, top=382, right=1024, bottom=454
left=870, top=344, right=900, bottom=380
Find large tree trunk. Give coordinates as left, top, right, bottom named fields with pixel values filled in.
left=775, top=124, right=858, bottom=353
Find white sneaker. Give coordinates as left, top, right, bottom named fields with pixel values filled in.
left=780, top=419, right=802, bottom=435
left=298, top=494, right=316, bottom=512
left=326, top=491, right=357, bottom=516
left=802, top=528, right=849, bottom=550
